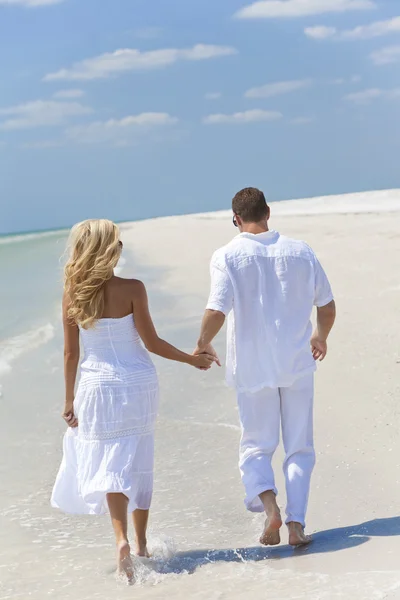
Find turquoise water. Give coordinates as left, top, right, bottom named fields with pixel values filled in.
left=0, top=231, right=68, bottom=339
left=0, top=230, right=131, bottom=386
left=0, top=232, right=69, bottom=389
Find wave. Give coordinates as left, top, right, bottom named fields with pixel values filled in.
left=0, top=323, right=55, bottom=384
left=0, top=229, right=68, bottom=246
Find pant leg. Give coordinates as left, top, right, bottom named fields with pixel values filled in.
left=237, top=386, right=281, bottom=513
left=280, top=374, right=315, bottom=527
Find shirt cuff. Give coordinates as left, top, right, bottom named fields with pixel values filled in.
left=315, top=294, right=334, bottom=308
left=206, top=302, right=229, bottom=316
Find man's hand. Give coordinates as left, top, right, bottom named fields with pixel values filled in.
left=193, top=343, right=222, bottom=367
left=310, top=333, right=327, bottom=362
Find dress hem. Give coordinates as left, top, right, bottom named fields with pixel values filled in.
left=51, top=486, right=152, bottom=516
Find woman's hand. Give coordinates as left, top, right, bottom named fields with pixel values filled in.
left=62, top=403, right=78, bottom=428
left=190, top=353, right=216, bottom=370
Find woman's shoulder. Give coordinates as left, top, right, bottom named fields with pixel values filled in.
left=113, top=277, right=147, bottom=294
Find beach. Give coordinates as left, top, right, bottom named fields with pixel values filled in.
left=1, top=190, right=400, bottom=599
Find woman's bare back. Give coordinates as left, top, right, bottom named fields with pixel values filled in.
left=101, top=276, right=142, bottom=319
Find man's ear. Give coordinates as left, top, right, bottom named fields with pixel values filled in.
left=267, top=206, right=271, bottom=221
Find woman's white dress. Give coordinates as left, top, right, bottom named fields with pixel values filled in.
left=51, top=314, right=159, bottom=515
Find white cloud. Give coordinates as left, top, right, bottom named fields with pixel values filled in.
left=351, top=75, right=362, bottom=83
left=345, top=88, right=383, bottom=103
left=0, top=0, right=64, bottom=5
left=245, top=79, right=311, bottom=98
left=0, top=100, right=92, bottom=130
left=304, top=25, right=337, bottom=39
left=44, top=44, right=238, bottom=81
left=345, top=88, right=400, bottom=104
left=370, top=45, right=400, bottom=65
left=53, top=89, right=85, bottom=99
left=203, top=109, right=282, bottom=124
left=305, top=16, right=400, bottom=40
left=234, top=0, right=375, bottom=20
left=290, top=116, right=315, bottom=124
left=205, top=92, right=222, bottom=100
left=339, top=16, right=400, bottom=39
left=66, top=112, right=178, bottom=144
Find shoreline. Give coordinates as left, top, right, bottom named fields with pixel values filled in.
left=2, top=189, right=400, bottom=243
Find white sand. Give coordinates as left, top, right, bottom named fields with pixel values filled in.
left=118, top=189, right=400, bottom=599
left=2, top=190, right=400, bottom=600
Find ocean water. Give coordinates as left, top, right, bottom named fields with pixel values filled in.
left=1, top=222, right=400, bottom=600
left=0, top=231, right=67, bottom=388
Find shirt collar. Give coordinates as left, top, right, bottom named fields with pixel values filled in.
left=238, top=229, right=279, bottom=241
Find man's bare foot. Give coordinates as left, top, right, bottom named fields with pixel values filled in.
left=259, top=511, right=283, bottom=546
left=117, top=540, right=134, bottom=582
left=287, top=522, right=312, bottom=547
left=135, top=538, right=150, bottom=558
left=258, top=490, right=282, bottom=546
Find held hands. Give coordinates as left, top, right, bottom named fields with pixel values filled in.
left=62, top=402, right=78, bottom=428
left=310, top=332, right=328, bottom=361
left=191, top=344, right=222, bottom=371
left=191, top=353, right=217, bottom=370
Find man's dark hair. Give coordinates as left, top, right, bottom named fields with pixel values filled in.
left=232, top=187, right=269, bottom=223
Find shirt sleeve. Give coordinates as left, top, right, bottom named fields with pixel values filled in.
left=313, top=256, right=334, bottom=308
left=206, top=255, right=234, bottom=316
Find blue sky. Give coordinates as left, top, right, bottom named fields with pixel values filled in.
left=1, top=0, right=400, bottom=234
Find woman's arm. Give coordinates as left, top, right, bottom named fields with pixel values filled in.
left=62, top=293, right=80, bottom=427
left=132, top=281, right=215, bottom=370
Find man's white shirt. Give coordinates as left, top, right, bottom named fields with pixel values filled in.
left=206, top=230, right=334, bottom=392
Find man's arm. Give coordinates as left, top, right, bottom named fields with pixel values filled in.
left=311, top=300, right=336, bottom=361
left=311, top=251, right=336, bottom=361
left=194, top=310, right=226, bottom=362
left=194, top=254, right=233, bottom=364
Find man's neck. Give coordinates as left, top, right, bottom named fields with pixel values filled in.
left=240, top=221, right=269, bottom=235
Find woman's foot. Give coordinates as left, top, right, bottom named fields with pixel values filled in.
left=135, top=538, right=150, bottom=558
left=132, top=509, right=150, bottom=557
left=287, top=522, right=312, bottom=547
left=259, top=511, right=283, bottom=546
left=117, top=540, right=134, bottom=582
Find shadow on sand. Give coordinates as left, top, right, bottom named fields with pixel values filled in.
left=147, top=516, right=400, bottom=576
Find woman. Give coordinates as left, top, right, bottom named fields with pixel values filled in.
left=51, top=219, right=215, bottom=581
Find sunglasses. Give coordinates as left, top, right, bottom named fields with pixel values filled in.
left=233, top=215, right=238, bottom=227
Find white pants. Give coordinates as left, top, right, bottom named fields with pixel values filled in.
left=237, top=374, right=315, bottom=527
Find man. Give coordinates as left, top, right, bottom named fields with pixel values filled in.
left=194, top=187, right=336, bottom=547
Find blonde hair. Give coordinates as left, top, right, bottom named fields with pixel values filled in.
left=64, top=219, right=122, bottom=329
